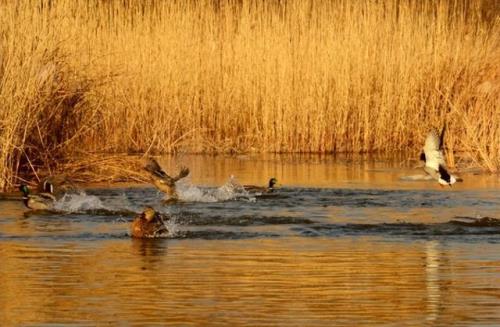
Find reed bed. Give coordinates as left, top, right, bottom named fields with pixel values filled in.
left=0, top=0, right=498, bottom=190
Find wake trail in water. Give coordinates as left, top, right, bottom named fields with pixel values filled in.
left=170, top=213, right=315, bottom=226
left=292, top=217, right=500, bottom=238
left=53, top=191, right=106, bottom=212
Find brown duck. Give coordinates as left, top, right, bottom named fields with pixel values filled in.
left=144, top=157, right=189, bottom=202
left=131, top=207, right=169, bottom=238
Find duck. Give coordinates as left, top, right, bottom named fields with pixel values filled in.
left=131, top=207, right=169, bottom=238
left=420, top=126, right=461, bottom=186
left=36, top=175, right=76, bottom=196
left=144, top=157, right=190, bottom=202
left=243, top=178, right=278, bottom=193
left=19, top=183, right=56, bottom=210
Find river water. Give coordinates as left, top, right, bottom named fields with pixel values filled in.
left=0, top=154, right=499, bottom=325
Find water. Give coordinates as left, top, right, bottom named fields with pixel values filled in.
left=1, top=154, right=499, bottom=325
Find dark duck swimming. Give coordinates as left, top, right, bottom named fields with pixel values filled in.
left=243, top=178, right=278, bottom=193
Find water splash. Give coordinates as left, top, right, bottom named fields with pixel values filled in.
left=177, top=176, right=255, bottom=203
left=165, top=215, right=179, bottom=237
left=53, top=191, right=106, bottom=213
left=101, top=192, right=140, bottom=213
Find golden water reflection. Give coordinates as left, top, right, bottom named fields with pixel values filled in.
left=0, top=154, right=498, bottom=325
left=0, top=238, right=498, bottom=325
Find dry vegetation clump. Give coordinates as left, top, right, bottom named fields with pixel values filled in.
left=0, top=0, right=498, bottom=190
left=0, top=44, right=92, bottom=189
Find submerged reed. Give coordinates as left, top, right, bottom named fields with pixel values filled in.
left=0, top=0, right=498, bottom=189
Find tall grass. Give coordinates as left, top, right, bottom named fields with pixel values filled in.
left=0, top=0, right=498, bottom=189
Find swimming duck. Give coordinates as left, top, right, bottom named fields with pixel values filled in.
left=19, top=183, right=56, bottom=210
left=144, top=157, right=190, bottom=202
left=243, top=178, right=278, bottom=193
left=420, top=126, right=460, bottom=186
left=131, top=207, right=169, bottom=238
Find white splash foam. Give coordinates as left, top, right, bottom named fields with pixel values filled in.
left=177, top=176, right=255, bottom=203
left=400, top=174, right=434, bottom=181
left=53, top=191, right=106, bottom=212
left=165, top=215, right=179, bottom=237
left=102, top=192, right=139, bottom=213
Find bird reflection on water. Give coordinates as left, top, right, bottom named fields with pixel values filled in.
left=425, top=240, right=442, bottom=323
left=131, top=238, right=169, bottom=269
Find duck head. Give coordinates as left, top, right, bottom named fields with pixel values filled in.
left=438, top=175, right=456, bottom=187
left=19, top=184, right=30, bottom=196
left=142, top=207, right=157, bottom=222
left=269, top=178, right=278, bottom=189
left=438, top=165, right=455, bottom=187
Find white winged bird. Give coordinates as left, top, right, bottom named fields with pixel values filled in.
left=419, top=126, right=460, bottom=187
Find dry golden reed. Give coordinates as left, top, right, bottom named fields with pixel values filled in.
left=0, top=0, right=498, bottom=189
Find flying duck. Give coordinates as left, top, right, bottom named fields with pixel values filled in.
left=420, top=126, right=460, bottom=186
left=144, top=157, right=189, bottom=201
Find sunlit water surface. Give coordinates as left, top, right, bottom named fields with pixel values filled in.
left=1, top=155, right=499, bottom=325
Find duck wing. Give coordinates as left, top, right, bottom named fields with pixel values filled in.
left=37, top=175, right=78, bottom=196
left=423, top=128, right=447, bottom=171
left=27, top=193, right=55, bottom=210
left=38, top=192, right=57, bottom=201
left=438, top=124, right=446, bottom=150
left=37, top=178, right=54, bottom=193
left=145, top=158, right=178, bottom=184
left=145, top=158, right=169, bottom=178
left=171, top=167, right=190, bottom=182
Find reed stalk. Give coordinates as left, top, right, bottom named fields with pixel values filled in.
left=0, top=0, right=498, bottom=189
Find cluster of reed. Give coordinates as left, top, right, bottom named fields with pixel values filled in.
left=0, top=0, right=498, bottom=190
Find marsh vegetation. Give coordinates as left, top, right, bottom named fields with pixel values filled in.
left=0, top=0, right=498, bottom=190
